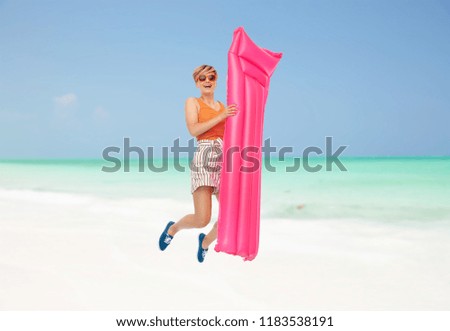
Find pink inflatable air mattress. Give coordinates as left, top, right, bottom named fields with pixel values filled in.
left=215, top=27, right=282, bottom=261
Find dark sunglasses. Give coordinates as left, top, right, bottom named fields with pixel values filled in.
left=198, top=74, right=216, bottom=82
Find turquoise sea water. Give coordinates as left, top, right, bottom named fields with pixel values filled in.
left=1, top=157, right=449, bottom=223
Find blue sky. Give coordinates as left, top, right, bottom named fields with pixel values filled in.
left=1, top=0, right=449, bottom=158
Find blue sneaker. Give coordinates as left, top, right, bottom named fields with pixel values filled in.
left=159, top=221, right=175, bottom=251
left=197, top=233, right=209, bottom=263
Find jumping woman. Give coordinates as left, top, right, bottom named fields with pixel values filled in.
left=158, top=64, right=238, bottom=262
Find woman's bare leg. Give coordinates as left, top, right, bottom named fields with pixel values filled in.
left=168, top=186, right=213, bottom=236
left=202, top=192, right=219, bottom=248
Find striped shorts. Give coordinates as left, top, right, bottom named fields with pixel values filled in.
left=190, top=138, right=223, bottom=195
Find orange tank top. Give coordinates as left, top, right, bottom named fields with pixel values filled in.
left=196, top=98, right=226, bottom=141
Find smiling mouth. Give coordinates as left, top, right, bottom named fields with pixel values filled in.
left=203, top=84, right=212, bottom=89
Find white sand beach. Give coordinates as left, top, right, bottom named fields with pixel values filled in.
left=1, top=188, right=449, bottom=310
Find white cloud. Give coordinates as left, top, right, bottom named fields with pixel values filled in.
left=53, top=93, right=77, bottom=118
left=93, top=106, right=109, bottom=121
left=54, top=93, right=77, bottom=108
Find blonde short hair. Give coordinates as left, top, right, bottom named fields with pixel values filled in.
left=192, top=64, right=218, bottom=82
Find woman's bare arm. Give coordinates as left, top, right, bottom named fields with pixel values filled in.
left=185, top=98, right=237, bottom=137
